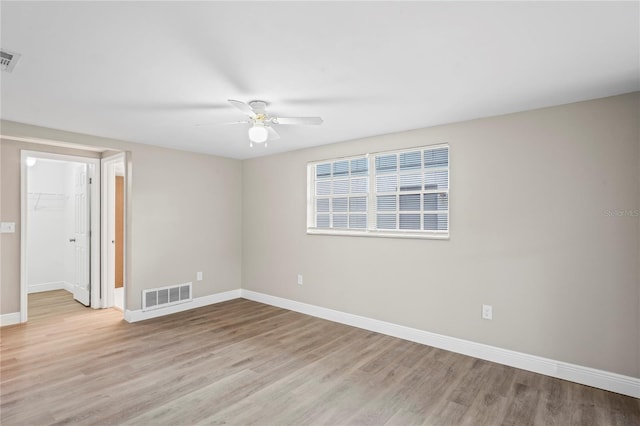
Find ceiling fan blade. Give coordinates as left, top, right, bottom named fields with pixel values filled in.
left=267, top=126, right=280, bottom=141
left=195, top=120, right=249, bottom=127
left=228, top=99, right=256, bottom=118
left=274, top=117, right=323, bottom=125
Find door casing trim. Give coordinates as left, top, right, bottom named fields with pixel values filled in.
left=101, top=152, right=126, bottom=311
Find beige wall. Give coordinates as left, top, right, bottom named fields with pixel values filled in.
left=242, top=93, right=640, bottom=378
left=1, top=122, right=243, bottom=313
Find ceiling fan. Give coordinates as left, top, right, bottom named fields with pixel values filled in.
left=203, top=99, right=323, bottom=147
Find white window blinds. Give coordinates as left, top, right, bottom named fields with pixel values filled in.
left=308, top=144, right=449, bottom=239
left=374, top=146, right=449, bottom=233
left=313, top=156, right=369, bottom=230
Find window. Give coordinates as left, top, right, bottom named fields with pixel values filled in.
left=307, top=144, right=449, bottom=239
left=310, top=156, right=369, bottom=230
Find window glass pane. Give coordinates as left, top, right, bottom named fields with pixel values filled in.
left=349, top=196, right=367, bottom=212
left=399, top=194, right=420, bottom=211
left=400, top=151, right=421, bottom=171
left=316, top=163, right=331, bottom=179
left=316, top=198, right=329, bottom=213
left=333, top=214, right=348, bottom=228
left=399, top=214, right=420, bottom=230
left=376, top=175, right=397, bottom=192
left=424, top=170, right=448, bottom=190
left=350, top=177, right=368, bottom=194
left=377, top=195, right=396, bottom=211
left=399, top=173, right=422, bottom=191
left=377, top=214, right=396, bottom=229
left=333, top=161, right=349, bottom=177
left=424, top=148, right=448, bottom=168
left=376, top=154, right=397, bottom=174
left=349, top=214, right=367, bottom=229
left=423, top=193, right=448, bottom=211
left=333, top=197, right=348, bottom=212
left=316, top=180, right=331, bottom=196
left=311, top=145, right=448, bottom=236
left=350, top=158, right=368, bottom=176
left=333, top=179, right=349, bottom=194
left=423, top=213, right=448, bottom=231
left=317, top=214, right=330, bottom=228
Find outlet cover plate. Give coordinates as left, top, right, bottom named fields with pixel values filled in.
left=482, top=304, right=493, bottom=320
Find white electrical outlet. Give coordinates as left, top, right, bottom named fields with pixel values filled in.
left=197, top=272, right=203, bottom=281
left=482, top=304, right=493, bottom=320
left=297, top=274, right=303, bottom=285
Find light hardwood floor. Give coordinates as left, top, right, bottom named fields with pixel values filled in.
left=1, top=290, right=638, bottom=425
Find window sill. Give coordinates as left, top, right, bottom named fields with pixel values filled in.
left=306, top=228, right=449, bottom=240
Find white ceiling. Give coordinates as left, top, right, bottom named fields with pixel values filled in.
left=1, top=1, right=638, bottom=160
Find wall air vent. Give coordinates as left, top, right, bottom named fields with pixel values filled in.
left=142, top=282, right=192, bottom=311
left=1, top=49, right=21, bottom=73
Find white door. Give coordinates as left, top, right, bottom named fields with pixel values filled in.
left=72, top=164, right=91, bottom=306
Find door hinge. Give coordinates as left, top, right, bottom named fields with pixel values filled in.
left=89, top=178, right=92, bottom=184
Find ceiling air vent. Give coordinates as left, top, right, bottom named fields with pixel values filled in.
left=1, top=49, right=21, bottom=73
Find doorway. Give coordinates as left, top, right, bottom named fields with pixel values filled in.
left=101, top=153, right=126, bottom=311
left=20, top=151, right=101, bottom=322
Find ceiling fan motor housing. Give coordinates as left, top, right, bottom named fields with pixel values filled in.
left=248, top=100, right=268, bottom=114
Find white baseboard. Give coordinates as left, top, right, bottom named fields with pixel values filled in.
left=27, top=281, right=73, bottom=294
left=240, top=290, right=640, bottom=399
left=0, top=312, right=21, bottom=327
left=115, top=286, right=639, bottom=398
left=124, top=289, right=242, bottom=323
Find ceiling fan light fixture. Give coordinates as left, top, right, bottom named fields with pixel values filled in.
left=248, top=122, right=269, bottom=143
left=222, top=99, right=322, bottom=148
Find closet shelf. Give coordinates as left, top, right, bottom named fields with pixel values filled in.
left=28, top=192, right=68, bottom=210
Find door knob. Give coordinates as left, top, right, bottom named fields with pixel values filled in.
left=69, top=238, right=76, bottom=243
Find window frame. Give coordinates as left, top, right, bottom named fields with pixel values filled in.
left=306, top=153, right=371, bottom=232
left=307, top=143, right=450, bottom=240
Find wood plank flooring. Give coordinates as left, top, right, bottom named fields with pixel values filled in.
left=1, top=290, right=638, bottom=425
